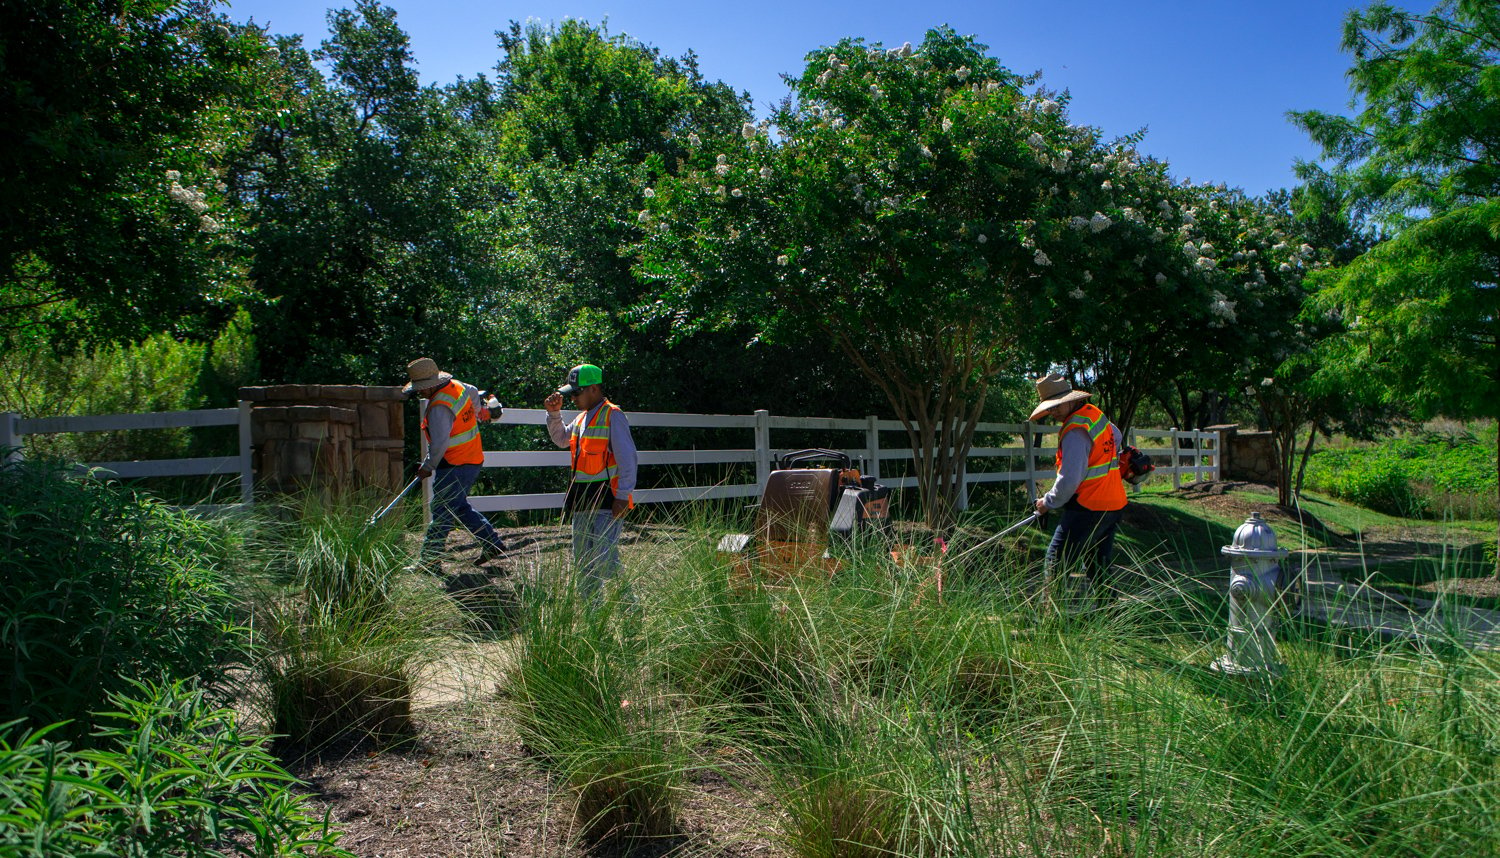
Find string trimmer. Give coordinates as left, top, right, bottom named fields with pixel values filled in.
left=365, top=476, right=421, bottom=530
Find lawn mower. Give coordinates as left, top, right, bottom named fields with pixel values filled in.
left=716, top=448, right=891, bottom=584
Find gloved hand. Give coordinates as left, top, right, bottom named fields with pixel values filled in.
left=418, top=465, right=433, bottom=479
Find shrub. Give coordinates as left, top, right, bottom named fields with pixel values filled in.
left=0, top=679, right=349, bottom=857
left=1324, top=459, right=1429, bottom=517
left=0, top=458, right=243, bottom=741
left=0, top=332, right=209, bottom=463
left=1304, top=422, right=1497, bottom=519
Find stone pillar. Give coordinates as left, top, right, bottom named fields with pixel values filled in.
left=1208, top=424, right=1279, bottom=484
left=241, top=385, right=406, bottom=495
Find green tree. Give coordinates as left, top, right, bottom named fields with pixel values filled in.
left=1291, top=0, right=1500, bottom=566
left=638, top=28, right=1117, bottom=528
left=0, top=0, right=273, bottom=344
left=238, top=2, right=503, bottom=382
left=485, top=20, right=879, bottom=418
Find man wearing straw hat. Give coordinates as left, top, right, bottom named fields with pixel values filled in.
left=1029, top=373, right=1128, bottom=595
left=403, top=357, right=507, bottom=570
left=543, top=363, right=638, bottom=599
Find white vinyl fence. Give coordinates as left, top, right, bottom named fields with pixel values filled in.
left=1, top=404, right=254, bottom=506
left=442, top=407, right=1221, bottom=516
left=2, top=403, right=1218, bottom=519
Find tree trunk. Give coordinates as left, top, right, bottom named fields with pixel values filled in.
left=1293, top=420, right=1319, bottom=500
left=832, top=322, right=995, bottom=533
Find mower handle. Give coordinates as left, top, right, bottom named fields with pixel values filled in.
left=775, top=448, right=853, bottom=471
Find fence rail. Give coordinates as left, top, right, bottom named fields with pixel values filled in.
left=434, top=406, right=1220, bottom=517
left=1, top=404, right=254, bottom=506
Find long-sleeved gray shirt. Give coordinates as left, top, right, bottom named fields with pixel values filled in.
left=547, top=401, right=638, bottom=503
left=420, top=380, right=482, bottom=470
left=1041, top=421, right=1123, bottom=510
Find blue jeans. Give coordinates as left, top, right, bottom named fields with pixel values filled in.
left=422, top=464, right=505, bottom=557
left=570, top=508, right=622, bottom=599
left=1045, top=506, right=1124, bottom=587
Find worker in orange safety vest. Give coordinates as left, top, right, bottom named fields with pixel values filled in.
left=404, top=357, right=507, bottom=571
left=1030, top=373, right=1127, bottom=596
left=543, top=363, right=638, bottom=601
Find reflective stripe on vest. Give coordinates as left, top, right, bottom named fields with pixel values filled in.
left=1055, top=402, right=1127, bottom=511
left=568, top=401, right=633, bottom=507
left=422, top=380, right=484, bottom=466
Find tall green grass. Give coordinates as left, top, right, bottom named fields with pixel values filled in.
left=502, top=565, right=691, bottom=849
left=242, top=492, right=459, bottom=749
left=491, top=502, right=1500, bottom=856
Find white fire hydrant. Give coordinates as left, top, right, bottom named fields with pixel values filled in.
left=1210, top=511, right=1287, bottom=677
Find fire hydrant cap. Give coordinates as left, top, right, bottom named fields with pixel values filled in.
left=1221, top=511, right=1289, bottom=559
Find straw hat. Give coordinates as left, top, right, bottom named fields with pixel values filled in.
left=402, top=357, right=452, bottom=395
left=1028, top=373, right=1091, bottom=422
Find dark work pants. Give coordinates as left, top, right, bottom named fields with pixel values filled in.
left=1045, top=506, right=1125, bottom=588
left=422, top=463, right=505, bottom=557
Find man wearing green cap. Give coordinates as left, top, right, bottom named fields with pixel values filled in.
left=544, top=364, right=638, bottom=598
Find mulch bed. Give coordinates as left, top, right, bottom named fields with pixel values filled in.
left=286, top=705, right=785, bottom=858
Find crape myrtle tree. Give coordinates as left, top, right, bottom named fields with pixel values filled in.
left=1027, top=153, right=1316, bottom=435
left=637, top=28, right=1117, bottom=529
left=1290, top=0, right=1500, bottom=568
left=1248, top=181, right=1381, bottom=508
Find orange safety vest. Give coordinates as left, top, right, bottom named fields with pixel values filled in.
left=568, top=400, right=633, bottom=508
left=422, top=380, right=484, bottom=466
left=1055, top=402, right=1127, bottom=512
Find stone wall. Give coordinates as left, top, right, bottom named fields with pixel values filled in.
left=1208, top=424, right=1279, bottom=484
left=241, top=385, right=406, bottom=495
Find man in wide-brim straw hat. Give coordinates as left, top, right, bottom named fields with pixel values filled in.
left=403, top=357, right=507, bottom=571
left=1030, top=372, right=1128, bottom=598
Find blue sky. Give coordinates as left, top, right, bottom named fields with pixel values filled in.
left=223, top=0, right=1401, bottom=197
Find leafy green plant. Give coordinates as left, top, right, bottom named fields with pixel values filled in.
left=0, top=458, right=244, bottom=741
left=1305, top=422, right=1497, bottom=519
left=0, top=678, right=349, bottom=857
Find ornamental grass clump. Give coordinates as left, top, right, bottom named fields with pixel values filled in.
left=0, top=458, right=244, bottom=742
left=246, top=492, right=454, bottom=749
left=503, top=570, right=688, bottom=849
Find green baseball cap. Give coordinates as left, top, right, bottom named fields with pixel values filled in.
left=558, top=363, right=603, bottom=395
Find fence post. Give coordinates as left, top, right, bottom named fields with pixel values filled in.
left=1022, top=421, right=1036, bottom=500
left=1, top=412, right=20, bottom=464
left=754, top=409, right=771, bottom=489
left=1196, top=431, right=1208, bottom=482
left=865, top=415, right=880, bottom=481
left=1170, top=428, right=1182, bottom=490
left=956, top=450, right=969, bottom=511
left=237, top=401, right=254, bottom=505
left=1211, top=429, right=1223, bottom=480
left=420, top=398, right=433, bottom=526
